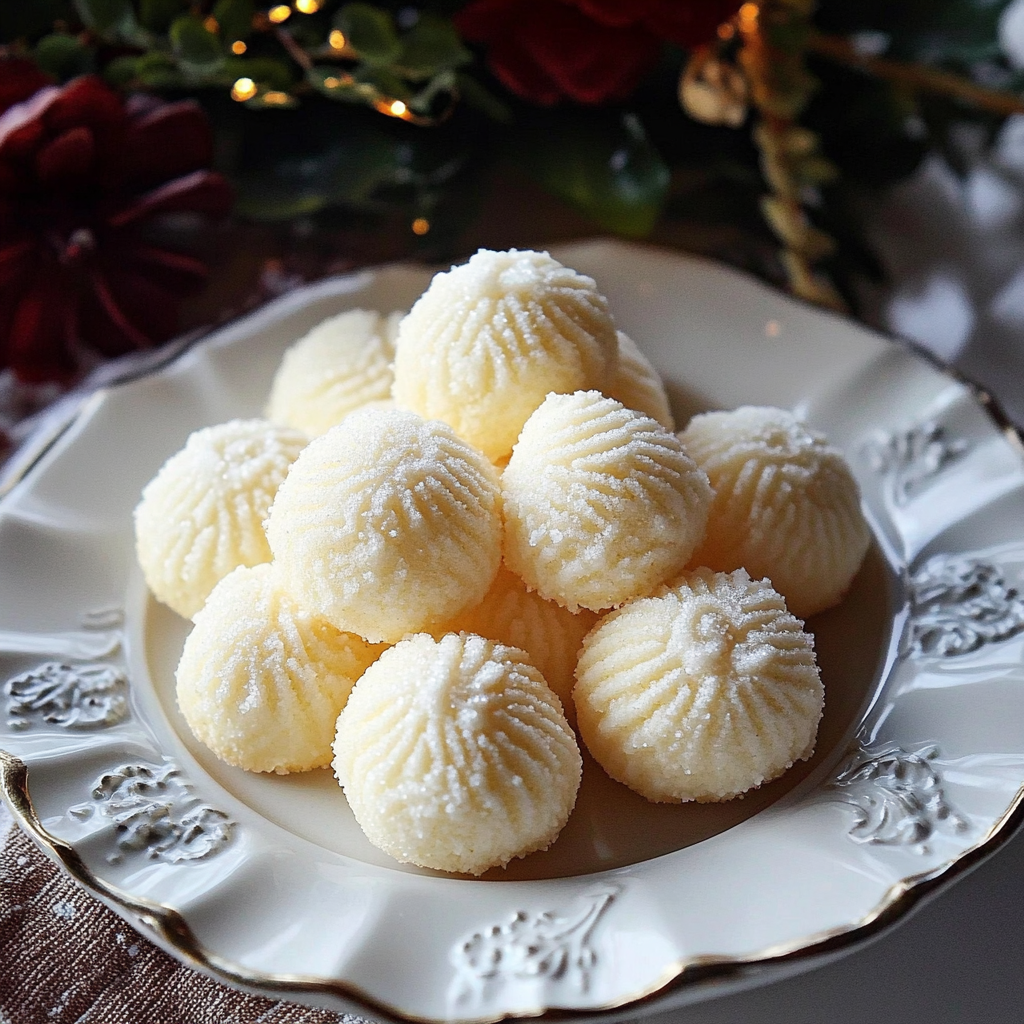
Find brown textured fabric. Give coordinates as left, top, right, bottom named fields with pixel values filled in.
left=0, top=809, right=374, bottom=1024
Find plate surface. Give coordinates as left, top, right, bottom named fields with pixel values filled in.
left=3, top=240, right=1024, bottom=1022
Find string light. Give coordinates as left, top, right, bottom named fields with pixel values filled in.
left=263, top=91, right=291, bottom=105
left=204, top=16, right=219, bottom=33
left=295, top=0, right=321, bottom=12
left=231, top=77, right=258, bottom=101
left=389, top=99, right=407, bottom=117
left=718, top=22, right=735, bottom=40
left=231, top=40, right=247, bottom=54
left=323, top=76, right=340, bottom=88
left=329, top=29, right=347, bottom=49
left=268, top=5, right=291, bottom=23
left=738, top=3, right=759, bottom=30
left=411, top=218, right=430, bottom=235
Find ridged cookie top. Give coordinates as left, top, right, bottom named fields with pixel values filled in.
left=134, top=419, right=307, bottom=619
left=392, top=249, right=618, bottom=462
left=574, top=568, right=823, bottom=803
left=333, top=632, right=581, bottom=875
left=680, top=406, right=869, bottom=618
left=266, top=407, right=502, bottom=643
left=176, top=564, right=382, bottom=774
left=605, top=331, right=675, bottom=430
left=502, top=391, right=712, bottom=611
left=439, top=564, right=597, bottom=717
left=266, top=308, right=402, bottom=437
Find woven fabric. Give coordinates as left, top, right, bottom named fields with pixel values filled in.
left=0, top=803, right=373, bottom=1024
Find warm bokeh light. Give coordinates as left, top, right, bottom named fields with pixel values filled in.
left=389, top=100, right=407, bottom=117
left=231, top=40, right=247, bottom=54
left=231, top=78, right=258, bottom=102
left=739, top=3, right=759, bottom=29
left=329, top=29, right=347, bottom=49
left=764, top=320, right=782, bottom=338
left=204, top=16, right=219, bottom=33
left=268, top=5, right=292, bottom=23
left=411, top=218, right=430, bottom=235
left=323, top=76, right=340, bottom=88
left=295, top=0, right=321, bottom=11
left=718, top=22, right=736, bottom=40
left=263, top=91, right=291, bottom=105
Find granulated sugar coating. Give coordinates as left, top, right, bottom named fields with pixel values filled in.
left=392, top=249, right=618, bottom=462
left=502, top=391, right=712, bottom=612
left=680, top=406, right=870, bottom=619
left=438, top=564, right=598, bottom=720
left=176, top=564, right=382, bottom=774
left=605, top=331, right=675, bottom=431
left=574, top=568, right=823, bottom=803
left=135, top=419, right=307, bottom=619
left=266, top=308, right=403, bottom=437
left=333, top=632, right=581, bottom=875
left=266, top=407, right=502, bottom=643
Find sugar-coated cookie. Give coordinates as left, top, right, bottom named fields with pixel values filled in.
left=502, top=391, right=712, bottom=611
left=392, top=249, right=618, bottom=462
left=439, top=564, right=597, bottom=718
left=574, top=568, right=823, bottom=803
left=266, top=407, right=501, bottom=643
left=333, top=632, right=581, bottom=875
left=680, top=406, right=869, bottom=618
left=135, top=419, right=306, bottom=619
left=177, top=564, right=382, bottom=774
left=266, top=308, right=402, bottom=437
left=605, top=331, right=675, bottom=431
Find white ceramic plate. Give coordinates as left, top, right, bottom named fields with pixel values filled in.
left=3, top=240, right=1024, bottom=1023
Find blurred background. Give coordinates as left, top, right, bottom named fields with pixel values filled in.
left=3, top=0, right=1024, bottom=450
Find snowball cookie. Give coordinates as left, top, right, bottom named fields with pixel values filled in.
left=680, top=406, right=870, bottom=618
left=392, top=249, right=619, bottom=462
left=440, top=565, right=598, bottom=716
left=605, top=331, right=675, bottom=431
left=266, top=407, right=502, bottom=643
left=574, top=568, right=823, bottom=803
left=177, top=564, right=382, bottom=774
left=502, top=391, right=712, bottom=612
left=333, top=632, right=581, bottom=874
left=266, top=308, right=403, bottom=437
left=135, top=419, right=307, bottom=619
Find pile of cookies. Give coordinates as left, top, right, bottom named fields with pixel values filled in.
left=134, top=249, right=870, bottom=875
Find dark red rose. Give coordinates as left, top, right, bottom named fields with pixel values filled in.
left=0, top=70, right=233, bottom=383
left=456, top=0, right=743, bottom=105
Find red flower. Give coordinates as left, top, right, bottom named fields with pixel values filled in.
left=456, top=0, right=743, bottom=105
left=0, top=71, right=233, bottom=383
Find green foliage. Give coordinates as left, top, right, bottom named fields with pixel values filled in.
left=139, top=0, right=185, bottom=33
left=514, top=112, right=670, bottom=237
left=34, top=33, right=93, bottom=80
left=170, top=15, right=224, bottom=76
left=213, top=0, right=254, bottom=44
left=73, top=0, right=139, bottom=40
left=336, top=3, right=401, bottom=65
left=399, top=15, right=471, bottom=79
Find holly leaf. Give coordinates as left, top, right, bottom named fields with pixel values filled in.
left=335, top=3, right=401, bottom=65
left=399, top=15, right=471, bottom=79
left=515, top=112, right=670, bottom=237
left=170, top=15, right=225, bottom=77
left=213, top=0, right=255, bottom=44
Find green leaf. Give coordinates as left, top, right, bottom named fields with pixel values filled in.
left=135, top=50, right=185, bottom=88
left=139, top=0, right=186, bottom=33
left=170, top=15, right=225, bottom=76
left=515, top=113, right=669, bottom=237
left=398, top=15, right=471, bottom=79
left=335, top=3, right=401, bottom=65
left=73, top=0, right=138, bottom=39
left=214, top=0, right=255, bottom=43
left=34, top=33, right=93, bottom=80
left=357, top=65, right=412, bottom=100
left=104, top=54, right=142, bottom=86
left=226, top=56, right=296, bottom=91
